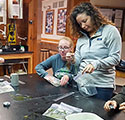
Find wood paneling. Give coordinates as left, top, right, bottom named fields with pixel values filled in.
left=24, top=0, right=32, bottom=4
left=40, top=39, right=58, bottom=62
left=28, top=0, right=41, bottom=73
left=41, top=39, right=58, bottom=51
left=116, top=71, right=125, bottom=78
left=40, top=48, right=50, bottom=62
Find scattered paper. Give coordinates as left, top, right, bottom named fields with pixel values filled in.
left=0, top=81, right=14, bottom=94
left=43, top=102, right=82, bottom=120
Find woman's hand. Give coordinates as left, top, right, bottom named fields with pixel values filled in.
left=44, top=74, right=69, bottom=86
left=66, top=52, right=75, bottom=63
left=104, top=100, right=117, bottom=111
left=119, top=102, right=125, bottom=112
left=82, top=64, right=95, bottom=74
left=60, top=75, right=69, bottom=86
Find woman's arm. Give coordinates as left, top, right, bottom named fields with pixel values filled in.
left=35, top=55, right=55, bottom=77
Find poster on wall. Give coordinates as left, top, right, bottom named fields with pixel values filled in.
left=57, top=8, right=67, bottom=35
left=45, top=10, right=54, bottom=34
left=8, top=0, right=23, bottom=19
left=8, top=23, right=16, bottom=45
left=0, top=0, right=6, bottom=24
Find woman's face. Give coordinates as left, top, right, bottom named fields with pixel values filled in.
left=58, top=39, right=72, bottom=60
left=76, top=13, right=94, bottom=33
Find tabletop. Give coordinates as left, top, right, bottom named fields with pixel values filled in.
left=0, top=51, right=33, bottom=55
left=0, top=74, right=124, bottom=120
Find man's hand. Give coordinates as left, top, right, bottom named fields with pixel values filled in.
left=104, top=100, right=117, bottom=111
left=119, top=102, right=125, bottom=112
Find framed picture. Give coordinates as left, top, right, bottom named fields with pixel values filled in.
left=45, top=10, right=54, bottom=34
left=0, top=0, right=6, bottom=24
left=57, top=8, right=67, bottom=35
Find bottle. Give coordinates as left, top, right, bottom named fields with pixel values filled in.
left=19, top=42, right=25, bottom=52
left=10, top=73, right=19, bottom=86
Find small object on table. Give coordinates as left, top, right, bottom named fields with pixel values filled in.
left=10, top=73, right=19, bottom=87
left=3, top=101, right=11, bottom=108
left=109, top=104, right=115, bottom=110
left=53, top=92, right=75, bottom=102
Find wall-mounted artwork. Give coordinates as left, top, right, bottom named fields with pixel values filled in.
left=0, top=0, right=6, bottom=24
left=57, top=8, right=67, bottom=35
left=8, top=0, right=23, bottom=19
left=45, top=10, right=54, bottom=34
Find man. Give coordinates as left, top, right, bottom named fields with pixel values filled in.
left=104, top=85, right=125, bottom=112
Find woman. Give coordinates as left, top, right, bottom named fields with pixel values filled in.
left=104, top=85, right=125, bottom=112
left=35, top=37, right=77, bottom=86
left=69, top=2, right=122, bottom=101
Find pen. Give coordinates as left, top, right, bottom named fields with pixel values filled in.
left=53, top=92, right=75, bottom=102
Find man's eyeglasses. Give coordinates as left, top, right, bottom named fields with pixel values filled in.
left=58, top=46, right=70, bottom=51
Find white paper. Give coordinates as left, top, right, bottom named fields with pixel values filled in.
left=0, top=81, right=14, bottom=94
left=43, top=102, right=82, bottom=120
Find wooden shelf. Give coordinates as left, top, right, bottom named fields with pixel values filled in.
left=116, top=70, right=125, bottom=78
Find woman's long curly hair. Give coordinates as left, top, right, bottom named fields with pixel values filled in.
left=69, top=2, right=114, bottom=37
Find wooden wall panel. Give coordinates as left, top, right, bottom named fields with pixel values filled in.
left=40, top=39, right=58, bottom=62
left=40, top=48, right=50, bottom=62
left=28, top=0, right=41, bottom=73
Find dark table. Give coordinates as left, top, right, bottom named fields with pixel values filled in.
left=0, top=74, right=124, bottom=120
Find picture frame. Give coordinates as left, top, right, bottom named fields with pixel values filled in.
left=57, top=8, right=67, bottom=35
left=0, top=0, right=6, bottom=24
left=45, top=10, right=54, bottom=34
